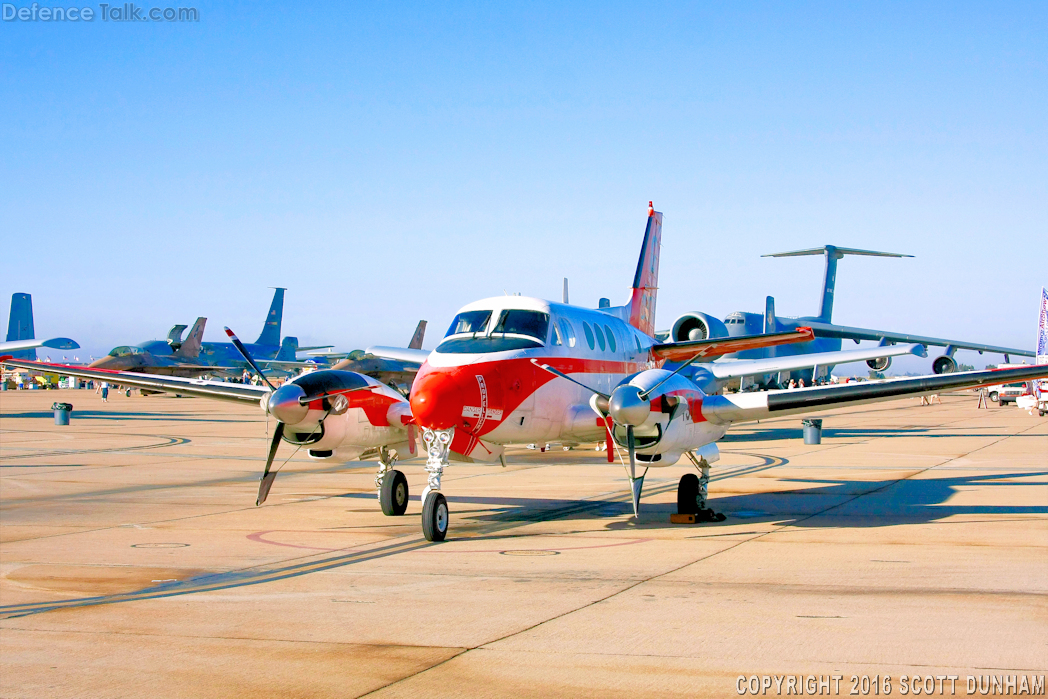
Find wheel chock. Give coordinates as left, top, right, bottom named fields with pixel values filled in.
left=670, top=513, right=696, bottom=524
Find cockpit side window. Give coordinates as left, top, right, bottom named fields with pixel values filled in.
left=558, top=319, right=577, bottom=348
left=551, top=320, right=563, bottom=346
left=493, top=310, right=550, bottom=343
left=445, top=310, right=492, bottom=338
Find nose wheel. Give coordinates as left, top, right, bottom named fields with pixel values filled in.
left=422, top=491, right=449, bottom=541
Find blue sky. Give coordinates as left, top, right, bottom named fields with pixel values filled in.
left=2, top=1, right=1045, bottom=372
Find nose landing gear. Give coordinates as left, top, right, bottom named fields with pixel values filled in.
left=420, top=427, right=454, bottom=541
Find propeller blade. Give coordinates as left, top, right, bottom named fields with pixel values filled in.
left=531, top=359, right=610, bottom=407
left=626, top=424, right=644, bottom=518
left=256, top=421, right=285, bottom=505
left=225, top=326, right=277, bottom=391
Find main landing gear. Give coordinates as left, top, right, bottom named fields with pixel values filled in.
left=679, top=453, right=726, bottom=522
left=420, top=427, right=454, bottom=541
left=376, top=446, right=409, bottom=516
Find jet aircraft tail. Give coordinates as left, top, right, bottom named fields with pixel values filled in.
left=6, top=293, right=37, bottom=360
left=255, top=288, right=286, bottom=346
left=626, top=203, right=662, bottom=337
left=762, top=246, right=912, bottom=322
left=174, top=317, right=207, bottom=359
left=407, top=321, right=427, bottom=350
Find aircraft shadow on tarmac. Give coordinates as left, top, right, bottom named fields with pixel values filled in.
left=340, top=471, right=1048, bottom=530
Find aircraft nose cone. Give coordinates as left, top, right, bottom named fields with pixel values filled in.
left=410, top=367, right=468, bottom=430
left=267, top=383, right=308, bottom=425
left=608, top=384, right=651, bottom=426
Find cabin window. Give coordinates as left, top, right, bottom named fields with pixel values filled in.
left=593, top=324, right=606, bottom=351
left=604, top=325, right=616, bottom=352
left=445, top=310, right=492, bottom=338
left=582, top=322, right=595, bottom=350
left=493, top=310, right=550, bottom=343
left=558, top=319, right=577, bottom=348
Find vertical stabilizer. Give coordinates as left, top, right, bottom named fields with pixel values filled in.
left=764, top=296, right=777, bottom=334
left=408, top=321, right=427, bottom=350
left=255, top=288, right=285, bottom=346
left=174, top=318, right=207, bottom=359
left=762, top=246, right=913, bottom=322
left=627, top=203, right=662, bottom=336
left=6, top=293, right=37, bottom=360
left=277, top=336, right=299, bottom=361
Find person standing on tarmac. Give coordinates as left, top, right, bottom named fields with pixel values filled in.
left=100, top=381, right=109, bottom=402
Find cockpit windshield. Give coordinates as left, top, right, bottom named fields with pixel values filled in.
left=492, top=310, right=549, bottom=342
left=107, top=346, right=140, bottom=357
left=444, top=310, right=492, bottom=338
left=436, top=309, right=550, bottom=354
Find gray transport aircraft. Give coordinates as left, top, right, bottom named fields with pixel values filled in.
left=663, top=246, right=1033, bottom=383
left=1, top=293, right=79, bottom=359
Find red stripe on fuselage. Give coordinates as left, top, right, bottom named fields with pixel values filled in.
left=410, top=355, right=647, bottom=433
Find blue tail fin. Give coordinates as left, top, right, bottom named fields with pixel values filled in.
left=255, top=288, right=285, bottom=346
left=6, top=293, right=37, bottom=360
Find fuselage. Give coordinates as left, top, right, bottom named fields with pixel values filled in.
left=408, top=296, right=728, bottom=463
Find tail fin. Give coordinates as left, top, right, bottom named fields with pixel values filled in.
left=277, top=336, right=299, bottom=361
left=407, top=321, right=427, bottom=350
left=764, top=296, right=777, bottom=334
left=255, top=288, right=286, bottom=346
left=174, top=318, right=207, bottom=359
left=762, top=246, right=912, bottom=322
left=6, top=293, right=37, bottom=360
left=627, top=203, right=662, bottom=336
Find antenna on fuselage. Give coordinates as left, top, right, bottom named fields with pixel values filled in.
left=563, top=278, right=569, bottom=304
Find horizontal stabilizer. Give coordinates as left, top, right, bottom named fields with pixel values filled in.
left=652, top=328, right=814, bottom=363
left=762, top=246, right=912, bottom=259
left=710, top=343, right=926, bottom=380
left=366, top=346, right=430, bottom=365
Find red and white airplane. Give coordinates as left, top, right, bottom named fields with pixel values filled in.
left=6, top=204, right=1047, bottom=542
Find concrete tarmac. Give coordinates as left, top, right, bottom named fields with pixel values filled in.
left=1, top=388, right=1045, bottom=697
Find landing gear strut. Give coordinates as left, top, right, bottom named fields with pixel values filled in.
left=376, top=447, right=408, bottom=516
left=420, top=427, right=454, bottom=541
left=680, top=452, right=726, bottom=522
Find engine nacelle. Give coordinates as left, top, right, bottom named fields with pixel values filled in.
left=932, top=355, right=957, bottom=374
left=867, top=356, right=892, bottom=372
left=670, top=312, right=729, bottom=343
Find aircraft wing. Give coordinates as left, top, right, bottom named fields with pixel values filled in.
left=295, top=345, right=333, bottom=353
left=709, top=343, right=927, bottom=380
left=701, top=364, right=1048, bottom=425
left=366, top=346, right=430, bottom=365
left=651, top=328, right=814, bottom=363
left=0, top=337, right=80, bottom=352
left=0, top=358, right=267, bottom=404
left=803, top=320, right=1033, bottom=358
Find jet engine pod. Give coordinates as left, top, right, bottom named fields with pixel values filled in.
left=932, top=355, right=957, bottom=374
left=867, top=356, right=892, bottom=371
left=670, top=313, right=729, bottom=343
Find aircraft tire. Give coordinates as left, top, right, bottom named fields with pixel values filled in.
left=677, top=474, right=700, bottom=515
left=380, top=470, right=409, bottom=516
left=422, top=492, right=448, bottom=542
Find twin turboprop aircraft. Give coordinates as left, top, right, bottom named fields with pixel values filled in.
left=6, top=204, right=1048, bottom=542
